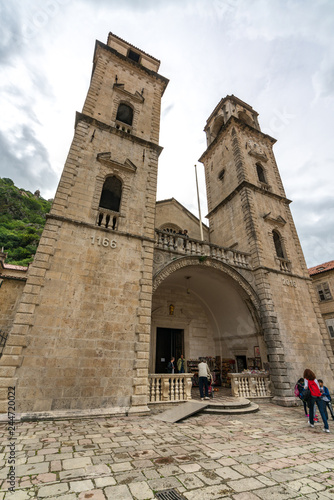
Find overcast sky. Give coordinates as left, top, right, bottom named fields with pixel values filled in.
left=0, top=0, right=333, bottom=267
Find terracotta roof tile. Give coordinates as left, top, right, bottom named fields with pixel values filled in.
left=3, top=263, right=28, bottom=271
left=308, top=260, right=334, bottom=276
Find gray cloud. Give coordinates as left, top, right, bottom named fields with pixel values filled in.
left=0, top=2, right=24, bottom=64
left=0, top=126, right=58, bottom=195
left=291, top=197, right=334, bottom=266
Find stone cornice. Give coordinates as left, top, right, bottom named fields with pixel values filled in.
left=46, top=214, right=156, bottom=244
left=263, top=213, right=287, bottom=225
left=251, top=265, right=312, bottom=282
left=113, top=84, right=145, bottom=103
left=75, top=112, right=164, bottom=156
left=206, top=181, right=292, bottom=218
left=0, top=274, right=27, bottom=282
left=96, top=153, right=137, bottom=173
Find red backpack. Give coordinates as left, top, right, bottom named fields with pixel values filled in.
left=308, top=380, right=321, bottom=397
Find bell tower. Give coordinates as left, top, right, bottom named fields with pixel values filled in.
left=0, top=33, right=168, bottom=414
left=200, top=95, right=334, bottom=403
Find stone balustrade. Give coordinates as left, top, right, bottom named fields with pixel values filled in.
left=155, top=230, right=250, bottom=268
left=229, top=372, right=272, bottom=399
left=278, top=258, right=291, bottom=273
left=96, top=208, right=119, bottom=230
left=148, top=374, right=193, bottom=403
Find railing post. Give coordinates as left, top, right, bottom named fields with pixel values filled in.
left=250, top=376, right=257, bottom=397
left=162, top=377, right=170, bottom=401
left=185, top=375, right=192, bottom=400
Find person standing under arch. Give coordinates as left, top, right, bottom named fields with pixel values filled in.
left=198, top=359, right=210, bottom=400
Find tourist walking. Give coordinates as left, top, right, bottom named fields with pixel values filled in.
left=198, top=359, right=210, bottom=400
left=303, top=369, right=329, bottom=432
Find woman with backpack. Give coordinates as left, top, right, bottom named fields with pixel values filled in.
left=303, top=368, right=329, bottom=432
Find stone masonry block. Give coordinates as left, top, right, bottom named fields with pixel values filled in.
left=136, top=324, right=151, bottom=335
left=136, top=352, right=149, bottom=360
left=0, top=388, right=8, bottom=400
left=0, top=377, right=17, bottom=388
left=17, top=303, right=35, bottom=314
left=0, top=355, right=21, bottom=367
left=10, top=325, right=29, bottom=335
left=138, top=316, right=151, bottom=324
left=134, top=359, right=149, bottom=369
left=134, top=385, right=147, bottom=395
left=133, top=378, right=147, bottom=386
left=7, top=335, right=28, bottom=347
left=131, top=395, right=147, bottom=406
left=11, top=313, right=33, bottom=325
left=0, top=366, right=16, bottom=378
left=135, top=342, right=149, bottom=352
left=138, top=334, right=150, bottom=343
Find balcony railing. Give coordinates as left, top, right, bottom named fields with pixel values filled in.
left=229, top=372, right=272, bottom=399
left=277, top=258, right=291, bottom=273
left=96, top=208, right=119, bottom=230
left=148, top=374, right=193, bottom=403
left=155, top=230, right=250, bottom=268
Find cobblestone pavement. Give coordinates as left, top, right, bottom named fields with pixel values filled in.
left=1, top=403, right=334, bottom=499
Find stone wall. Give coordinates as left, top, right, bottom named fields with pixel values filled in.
left=0, top=275, right=26, bottom=333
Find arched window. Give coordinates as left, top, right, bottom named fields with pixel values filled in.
left=256, top=163, right=267, bottom=183
left=273, top=230, right=285, bottom=259
left=238, top=111, right=254, bottom=127
left=160, top=224, right=182, bottom=234
left=218, top=169, right=225, bottom=181
left=116, top=103, right=133, bottom=126
left=99, top=176, right=122, bottom=212
left=211, top=115, right=225, bottom=140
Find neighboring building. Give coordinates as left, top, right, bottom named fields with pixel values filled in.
left=0, top=33, right=333, bottom=415
left=309, top=261, right=334, bottom=351
left=0, top=250, right=27, bottom=336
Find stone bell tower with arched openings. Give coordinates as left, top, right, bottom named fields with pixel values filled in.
left=199, top=95, right=334, bottom=403
left=0, top=33, right=168, bottom=414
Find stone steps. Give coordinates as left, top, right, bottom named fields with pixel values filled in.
left=153, top=397, right=259, bottom=423
left=202, top=402, right=259, bottom=415
left=201, top=396, right=259, bottom=415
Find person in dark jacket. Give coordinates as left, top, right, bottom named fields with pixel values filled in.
left=318, top=379, right=334, bottom=420
left=295, top=378, right=309, bottom=416
left=167, top=357, right=175, bottom=374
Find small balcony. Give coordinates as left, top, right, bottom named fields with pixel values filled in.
left=96, top=208, right=119, bottom=230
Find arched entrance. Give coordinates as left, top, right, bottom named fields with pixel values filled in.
left=151, top=257, right=265, bottom=385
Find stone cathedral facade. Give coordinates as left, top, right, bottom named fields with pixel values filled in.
left=0, top=33, right=333, bottom=415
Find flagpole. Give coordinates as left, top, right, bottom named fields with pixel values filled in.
left=194, top=164, right=204, bottom=241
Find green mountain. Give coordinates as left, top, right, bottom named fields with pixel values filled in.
left=0, top=178, right=52, bottom=266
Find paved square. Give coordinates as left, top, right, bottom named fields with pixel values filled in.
left=1, top=403, right=334, bottom=498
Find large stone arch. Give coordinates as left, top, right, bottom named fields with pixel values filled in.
left=153, top=256, right=260, bottom=312
left=151, top=256, right=266, bottom=376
